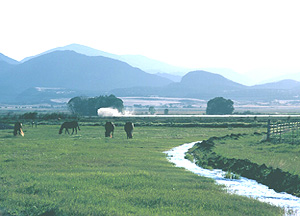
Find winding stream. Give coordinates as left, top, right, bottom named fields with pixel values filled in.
left=165, top=141, right=300, bottom=215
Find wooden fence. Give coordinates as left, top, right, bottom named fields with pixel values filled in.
left=267, top=119, right=300, bottom=144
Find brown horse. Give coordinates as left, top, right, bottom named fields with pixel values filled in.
left=105, top=122, right=115, bottom=137
left=59, top=121, right=80, bottom=135
left=13, top=122, right=24, bottom=136
left=124, top=122, right=134, bottom=139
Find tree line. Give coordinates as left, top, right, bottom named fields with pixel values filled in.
left=67, top=94, right=124, bottom=116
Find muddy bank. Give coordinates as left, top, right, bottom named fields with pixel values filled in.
left=189, top=134, right=300, bottom=197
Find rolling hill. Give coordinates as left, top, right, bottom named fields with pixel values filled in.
left=111, top=70, right=300, bottom=101
left=179, top=70, right=245, bottom=90
left=0, top=53, right=19, bottom=75
left=0, top=53, right=19, bottom=64
left=0, top=50, right=173, bottom=103
left=1, top=50, right=172, bottom=91
left=251, top=79, right=300, bottom=90
left=111, top=70, right=248, bottom=99
left=163, top=71, right=247, bottom=98
left=2, top=47, right=300, bottom=104
left=21, top=43, right=190, bottom=76
left=0, top=61, right=15, bottom=75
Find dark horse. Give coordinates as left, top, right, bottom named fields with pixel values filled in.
left=13, top=122, right=24, bottom=136
left=59, top=121, right=80, bottom=135
left=124, top=122, right=134, bottom=139
left=105, top=122, right=115, bottom=137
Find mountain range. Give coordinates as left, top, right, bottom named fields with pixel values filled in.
left=1, top=44, right=300, bottom=104
left=20, top=44, right=190, bottom=79
left=19, top=44, right=255, bottom=85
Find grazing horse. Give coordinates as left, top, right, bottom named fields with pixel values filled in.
left=13, top=122, right=24, bottom=136
left=105, top=122, right=115, bottom=137
left=59, top=121, right=80, bottom=135
left=124, top=122, right=134, bottom=139
left=31, top=121, right=37, bottom=128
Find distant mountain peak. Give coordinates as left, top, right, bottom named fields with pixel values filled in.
left=1, top=50, right=172, bottom=97
left=252, top=79, right=300, bottom=89
left=180, top=70, right=245, bottom=88
left=20, top=43, right=191, bottom=77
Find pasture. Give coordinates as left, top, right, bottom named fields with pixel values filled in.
left=212, top=131, right=300, bottom=177
left=0, top=122, right=283, bottom=215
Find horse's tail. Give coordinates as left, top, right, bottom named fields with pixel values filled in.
left=77, top=123, right=80, bottom=131
left=59, top=125, right=64, bottom=134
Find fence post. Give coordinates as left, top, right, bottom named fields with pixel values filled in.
left=292, top=122, right=294, bottom=144
left=279, top=122, right=282, bottom=141
left=267, top=119, right=271, bottom=141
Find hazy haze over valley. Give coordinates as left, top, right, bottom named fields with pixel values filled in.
left=1, top=1, right=300, bottom=112
left=1, top=1, right=300, bottom=84
left=1, top=44, right=300, bottom=108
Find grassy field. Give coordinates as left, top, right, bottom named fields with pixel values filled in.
left=0, top=123, right=283, bottom=215
left=212, top=130, right=300, bottom=176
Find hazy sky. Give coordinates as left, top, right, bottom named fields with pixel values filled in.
left=1, top=0, right=300, bottom=80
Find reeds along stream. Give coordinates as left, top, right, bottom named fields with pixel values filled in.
left=165, top=142, right=300, bottom=215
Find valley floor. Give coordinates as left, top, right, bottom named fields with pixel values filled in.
left=0, top=124, right=283, bottom=215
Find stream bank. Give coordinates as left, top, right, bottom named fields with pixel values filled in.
left=189, top=134, right=300, bottom=198
left=165, top=141, right=300, bottom=215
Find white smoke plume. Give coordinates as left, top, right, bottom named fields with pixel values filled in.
left=97, top=107, right=134, bottom=117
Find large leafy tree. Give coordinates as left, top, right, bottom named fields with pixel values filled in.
left=148, top=106, right=156, bottom=115
left=206, top=97, right=234, bottom=115
left=68, top=95, right=124, bottom=116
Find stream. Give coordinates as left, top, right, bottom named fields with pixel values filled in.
left=165, top=141, right=300, bottom=215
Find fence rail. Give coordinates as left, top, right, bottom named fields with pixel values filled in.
left=267, top=120, right=300, bottom=144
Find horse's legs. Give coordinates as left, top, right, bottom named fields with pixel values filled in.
left=65, top=128, right=69, bottom=134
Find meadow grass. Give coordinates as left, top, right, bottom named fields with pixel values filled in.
left=212, top=130, right=300, bottom=176
left=0, top=124, right=282, bottom=215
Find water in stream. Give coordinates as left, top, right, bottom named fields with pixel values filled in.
left=165, top=141, right=300, bottom=215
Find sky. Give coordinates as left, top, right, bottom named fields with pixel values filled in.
left=1, top=0, right=300, bottom=82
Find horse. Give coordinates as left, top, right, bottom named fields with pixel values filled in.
left=59, top=121, right=80, bottom=135
left=105, top=122, right=115, bottom=138
left=31, top=121, right=37, bottom=128
left=13, top=122, right=24, bottom=136
left=124, top=122, right=134, bottom=139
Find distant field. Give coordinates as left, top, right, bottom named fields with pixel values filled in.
left=0, top=124, right=282, bottom=215
left=2, top=96, right=300, bottom=115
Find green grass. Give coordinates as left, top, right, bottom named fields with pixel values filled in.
left=212, top=131, right=300, bottom=176
left=223, top=171, right=240, bottom=180
left=0, top=124, right=282, bottom=215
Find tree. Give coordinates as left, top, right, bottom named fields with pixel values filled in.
left=206, top=97, right=234, bottom=115
left=149, top=106, right=156, bottom=115
left=68, top=95, right=124, bottom=116
left=164, top=108, right=169, bottom=115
